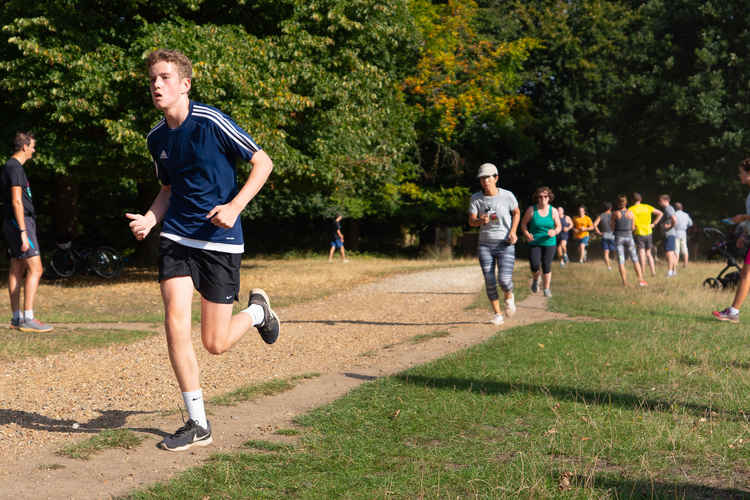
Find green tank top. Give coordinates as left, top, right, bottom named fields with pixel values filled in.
left=529, top=205, right=556, bottom=246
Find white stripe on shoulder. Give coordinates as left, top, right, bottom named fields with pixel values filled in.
left=146, top=119, right=166, bottom=140
left=192, top=105, right=259, bottom=154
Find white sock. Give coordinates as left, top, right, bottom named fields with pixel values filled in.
left=24, top=310, right=33, bottom=321
left=182, top=389, right=208, bottom=429
left=729, top=307, right=740, bottom=316
left=12, top=310, right=21, bottom=321
left=241, top=304, right=265, bottom=326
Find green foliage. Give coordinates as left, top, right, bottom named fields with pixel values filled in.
left=0, top=0, right=421, bottom=229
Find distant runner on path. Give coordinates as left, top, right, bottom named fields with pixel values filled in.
left=468, top=162, right=520, bottom=326
left=593, top=202, right=615, bottom=271
left=556, top=206, right=572, bottom=266
left=126, top=49, right=280, bottom=452
left=521, top=186, right=561, bottom=297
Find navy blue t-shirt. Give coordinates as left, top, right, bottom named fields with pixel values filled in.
left=147, top=101, right=260, bottom=253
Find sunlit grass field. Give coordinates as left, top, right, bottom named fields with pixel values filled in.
left=128, top=258, right=750, bottom=498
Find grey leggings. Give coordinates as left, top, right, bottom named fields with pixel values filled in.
left=478, top=242, right=515, bottom=301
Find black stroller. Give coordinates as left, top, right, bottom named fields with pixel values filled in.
left=702, top=226, right=743, bottom=289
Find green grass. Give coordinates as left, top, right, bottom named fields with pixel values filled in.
left=57, top=429, right=144, bottom=460
left=0, top=328, right=155, bottom=361
left=128, top=261, right=750, bottom=498
left=209, top=373, right=320, bottom=407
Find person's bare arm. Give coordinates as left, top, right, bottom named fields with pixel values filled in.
left=508, top=206, right=520, bottom=244
left=206, top=150, right=273, bottom=228
left=520, top=207, right=534, bottom=241
left=593, top=215, right=602, bottom=235
left=10, top=186, right=29, bottom=252
left=651, top=208, right=663, bottom=228
left=126, top=185, right=171, bottom=240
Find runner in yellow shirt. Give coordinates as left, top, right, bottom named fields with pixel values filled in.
left=628, top=192, right=663, bottom=276
left=572, top=205, right=594, bottom=263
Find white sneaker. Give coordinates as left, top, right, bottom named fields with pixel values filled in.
left=491, top=313, right=504, bottom=326
left=543, top=288, right=552, bottom=297
left=504, top=295, right=516, bottom=318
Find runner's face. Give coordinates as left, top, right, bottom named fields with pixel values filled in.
left=739, top=167, right=750, bottom=186
left=24, top=139, right=35, bottom=160
left=479, top=175, right=497, bottom=194
left=149, top=61, right=190, bottom=111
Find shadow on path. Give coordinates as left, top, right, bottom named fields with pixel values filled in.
left=0, top=408, right=166, bottom=437
left=395, top=374, right=746, bottom=422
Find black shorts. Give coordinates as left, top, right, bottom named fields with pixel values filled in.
left=3, top=216, right=40, bottom=259
left=158, top=237, right=241, bottom=304
left=635, top=234, right=653, bottom=250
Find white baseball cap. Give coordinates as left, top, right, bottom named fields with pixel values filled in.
left=476, top=162, right=498, bottom=178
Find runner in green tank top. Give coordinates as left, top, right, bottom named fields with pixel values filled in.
left=521, top=186, right=561, bottom=297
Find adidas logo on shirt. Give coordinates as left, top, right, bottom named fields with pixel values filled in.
left=160, top=150, right=168, bottom=159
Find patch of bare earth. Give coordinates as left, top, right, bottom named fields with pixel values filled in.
left=0, top=266, right=566, bottom=499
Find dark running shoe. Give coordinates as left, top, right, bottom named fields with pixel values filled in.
left=9, top=318, right=23, bottom=330
left=249, top=288, right=280, bottom=344
left=713, top=308, right=740, bottom=324
left=159, top=419, right=212, bottom=452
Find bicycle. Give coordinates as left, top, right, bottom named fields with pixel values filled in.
left=49, top=241, right=124, bottom=279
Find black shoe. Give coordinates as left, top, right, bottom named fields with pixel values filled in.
left=159, top=419, right=212, bottom=452
left=249, top=288, right=280, bottom=344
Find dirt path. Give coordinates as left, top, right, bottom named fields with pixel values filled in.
left=0, top=266, right=567, bottom=500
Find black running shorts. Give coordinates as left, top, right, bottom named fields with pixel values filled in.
left=3, top=216, right=40, bottom=259
left=158, top=237, right=241, bottom=304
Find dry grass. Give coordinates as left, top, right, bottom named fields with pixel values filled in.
left=1, top=256, right=471, bottom=323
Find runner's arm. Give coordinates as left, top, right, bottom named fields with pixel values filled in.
left=651, top=208, right=663, bottom=227
left=207, top=150, right=274, bottom=229
left=520, top=206, right=534, bottom=241
left=126, top=185, right=171, bottom=241
left=10, top=186, right=29, bottom=252
left=507, top=206, right=520, bottom=244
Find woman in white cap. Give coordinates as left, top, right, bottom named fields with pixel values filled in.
left=468, top=162, right=520, bottom=325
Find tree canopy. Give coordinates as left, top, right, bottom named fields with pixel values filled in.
left=1, top=0, right=749, bottom=253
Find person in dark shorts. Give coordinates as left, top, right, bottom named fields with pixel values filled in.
left=521, top=186, right=561, bottom=297
left=629, top=193, right=663, bottom=277
left=1, top=132, right=52, bottom=333
left=556, top=206, right=572, bottom=266
left=593, top=202, right=616, bottom=270
left=126, top=49, right=279, bottom=452
left=328, top=214, right=348, bottom=262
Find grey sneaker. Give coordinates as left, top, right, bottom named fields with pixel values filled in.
left=249, top=289, right=280, bottom=344
left=712, top=308, right=739, bottom=323
left=19, top=318, right=53, bottom=333
left=159, top=419, right=212, bottom=452
left=10, top=318, right=23, bottom=329
left=543, top=288, right=552, bottom=298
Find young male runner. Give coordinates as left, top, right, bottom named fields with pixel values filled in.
left=126, top=49, right=279, bottom=451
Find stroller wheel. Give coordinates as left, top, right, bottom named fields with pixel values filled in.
left=703, top=277, right=721, bottom=289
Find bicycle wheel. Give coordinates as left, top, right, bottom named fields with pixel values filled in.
left=90, top=246, right=123, bottom=279
left=50, top=249, right=76, bottom=278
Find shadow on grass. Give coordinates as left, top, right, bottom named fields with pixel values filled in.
left=395, top=374, right=747, bottom=421
left=579, top=473, right=750, bottom=499
left=0, top=408, right=167, bottom=437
